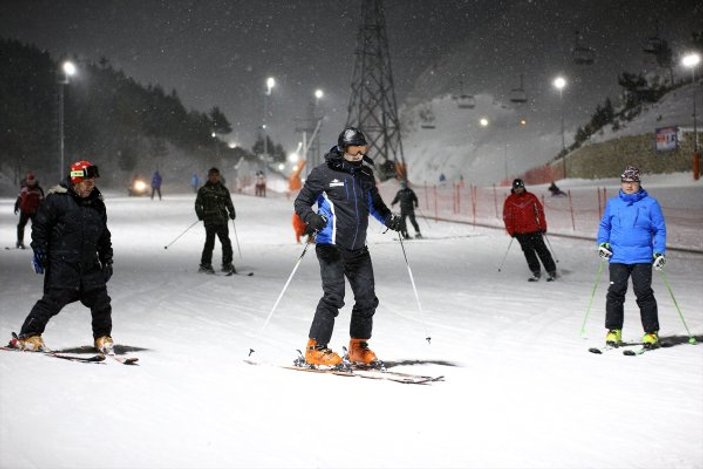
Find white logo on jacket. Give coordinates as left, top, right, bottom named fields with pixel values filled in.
left=329, top=179, right=344, bottom=187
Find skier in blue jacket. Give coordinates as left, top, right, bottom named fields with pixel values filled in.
left=596, top=166, right=666, bottom=349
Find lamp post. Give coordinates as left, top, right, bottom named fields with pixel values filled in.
left=263, top=77, right=275, bottom=160
left=58, top=60, right=76, bottom=178
left=682, top=53, right=700, bottom=150
left=553, top=76, right=567, bottom=179
left=683, top=52, right=701, bottom=180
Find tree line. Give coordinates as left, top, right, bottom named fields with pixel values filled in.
left=0, top=38, right=286, bottom=185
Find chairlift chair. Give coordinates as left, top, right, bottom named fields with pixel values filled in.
left=419, top=105, right=436, bottom=130
left=509, top=73, right=528, bottom=104
left=572, top=29, right=595, bottom=65
left=572, top=45, right=595, bottom=65
left=452, top=80, right=476, bottom=109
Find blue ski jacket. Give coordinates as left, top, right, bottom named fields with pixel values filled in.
left=597, top=188, right=666, bottom=264
left=294, top=146, right=392, bottom=250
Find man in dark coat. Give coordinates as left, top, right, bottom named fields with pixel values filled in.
left=391, top=180, right=421, bottom=239
left=14, top=171, right=44, bottom=249
left=195, top=167, right=236, bottom=274
left=12, top=160, right=114, bottom=353
left=502, top=178, right=557, bottom=281
left=294, top=126, right=402, bottom=366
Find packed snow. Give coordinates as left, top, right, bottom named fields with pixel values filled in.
left=1, top=176, right=701, bottom=468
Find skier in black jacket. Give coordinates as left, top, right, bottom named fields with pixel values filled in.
left=11, top=160, right=115, bottom=353
left=294, top=127, right=403, bottom=366
left=391, top=181, right=421, bottom=239
left=194, top=167, right=236, bottom=274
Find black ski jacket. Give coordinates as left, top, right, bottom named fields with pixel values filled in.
left=195, top=181, right=235, bottom=225
left=295, top=146, right=392, bottom=251
left=31, top=182, right=113, bottom=291
left=391, top=188, right=418, bottom=213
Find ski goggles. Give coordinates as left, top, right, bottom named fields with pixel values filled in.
left=70, top=165, right=100, bottom=181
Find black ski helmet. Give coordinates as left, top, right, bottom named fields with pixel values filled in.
left=337, top=127, right=367, bottom=149
left=512, top=178, right=525, bottom=189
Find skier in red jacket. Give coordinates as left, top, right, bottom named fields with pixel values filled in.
left=14, top=172, right=44, bottom=249
left=502, top=178, right=556, bottom=281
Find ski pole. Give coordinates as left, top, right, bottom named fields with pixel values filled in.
left=580, top=259, right=605, bottom=337
left=249, top=238, right=314, bottom=357
left=397, top=234, right=432, bottom=344
left=658, top=270, right=697, bottom=345
left=232, top=219, right=242, bottom=259
left=163, top=220, right=200, bottom=249
left=543, top=233, right=559, bottom=264
left=497, top=237, right=514, bottom=272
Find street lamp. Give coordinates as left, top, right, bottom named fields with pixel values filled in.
left=682, top=53, right=700, bottom=151
left=553, top=75, right=567, bottom=179
left=58, top=60, right=76, bottom=178
left=263, top=77, right=276, bottom=159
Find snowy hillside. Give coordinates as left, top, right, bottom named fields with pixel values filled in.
left=400, top=79, right=700, bottom=186
left=1, top=184, right=701, bottom=468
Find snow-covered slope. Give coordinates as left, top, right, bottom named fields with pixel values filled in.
left=1, top=186, right=701, bottom=468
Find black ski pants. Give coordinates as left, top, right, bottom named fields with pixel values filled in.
left=20, top=286, right=112, bottom=339
left=309, top=244, right=379, bottom=346
left=515, top=232, right=556, bottom=276
left=200, top=222, right=233, bottom=267
left=17, top=211, right=36, bottom=244
left=605, top=263, right=659, bottom=333
left=400, top=209, right=420, bottom=238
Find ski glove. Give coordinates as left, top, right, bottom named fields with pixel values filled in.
left=306, top=213, right=327, bottom=232
left=653, top=253, right=666, bottom=271
left=102, top=261, right=113, bottom=282
left=385, top=214, right=403, bottom=232
left=598, top=243, right=612, bottom=259
left=32, top=249, right=46, bottom=274
left=229, top=211, right=236, bottom=220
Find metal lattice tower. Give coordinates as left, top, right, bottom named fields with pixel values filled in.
left=346, top=0, right=405, bottom=179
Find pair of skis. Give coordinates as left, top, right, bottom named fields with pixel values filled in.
left=588, top=342, right=664, bottom=356
left=3, top=333, right=138, bottom=365
left=245, top=351, right=445, bottom=385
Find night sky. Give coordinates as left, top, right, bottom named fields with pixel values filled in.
left=1, top=0, right=699, bottom=154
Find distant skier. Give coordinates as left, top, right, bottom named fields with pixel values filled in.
left=597, top=166, right=666, bottom=349
left=502, top=178, right=557, bottom=281
left=255, top=171, right=266, bottom=197
left=548, top=181, right=566, bottom=197
left=294, top=126, right=402, bottom=366
left=151, top=170, right=163, bottom=200
left=195, top=167, right=237, bottom=274
left=10, top=160, right=115, bottom=353
left=391, top=180, right=421, bottom=239
left=14, top=171, right=44, bottom=249
left=191, top=172, right=200, bottom=193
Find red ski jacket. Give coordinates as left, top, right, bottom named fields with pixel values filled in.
left=502, top=190, right=547, bottom=236
left=16, top=184, right=44, bottom=214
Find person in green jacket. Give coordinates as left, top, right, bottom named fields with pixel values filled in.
left=194, top=167, right=236, bottom=274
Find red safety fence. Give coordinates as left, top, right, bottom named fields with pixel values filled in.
left=377, top=182, right=703, bottom=252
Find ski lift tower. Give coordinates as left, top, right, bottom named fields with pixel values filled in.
left=346, top=0, right=406, bottom=180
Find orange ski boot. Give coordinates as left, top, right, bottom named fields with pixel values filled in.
left=348, top=338, right=378, bottom=365
left=304, top=339, right=342, bottom=366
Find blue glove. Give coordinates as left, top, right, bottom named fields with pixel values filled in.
left=32, top=249, right=46, bottom=274
left=653, top=253, right=666, bottom=271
